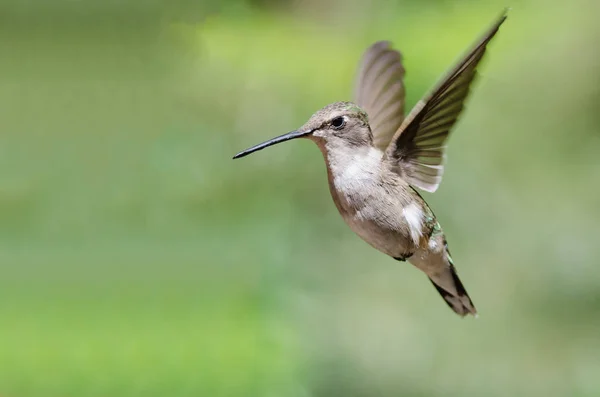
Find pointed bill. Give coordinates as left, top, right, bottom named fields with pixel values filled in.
left=233, top=130, right=310, bottom=159
left=354, top=41, right=406, bottom=151
left=385, top=10, right=508, bottom=192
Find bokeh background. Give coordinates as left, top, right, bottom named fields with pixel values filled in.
left=1, top=0, right=599, bottom=396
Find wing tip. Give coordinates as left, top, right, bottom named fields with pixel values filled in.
left=373, top=40, right=392, bottom=48
left=489, top=8, right=510, bottom=36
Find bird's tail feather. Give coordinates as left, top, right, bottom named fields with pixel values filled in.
left=429, top=264, right=477, bottom=317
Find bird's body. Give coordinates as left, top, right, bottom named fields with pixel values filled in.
left=313, top=103, right=476, bottom=315
left=321, top=138, right=422, bottom=259
left=233, top=12, right=508, bottom=317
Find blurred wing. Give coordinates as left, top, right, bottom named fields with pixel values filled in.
left=385, top=11, right=507, bottom=192
left=354, top=41, right=406, bottom=151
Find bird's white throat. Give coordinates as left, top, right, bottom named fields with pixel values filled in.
left=328, top=146, right=383, bottom=191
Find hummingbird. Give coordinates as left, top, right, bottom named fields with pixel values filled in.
left=233, top=12, right=507, bottom=317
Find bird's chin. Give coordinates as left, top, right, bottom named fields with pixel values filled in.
left=305, top=133, right=323, bottom=145
left=305, top=135, right=328, bottom=157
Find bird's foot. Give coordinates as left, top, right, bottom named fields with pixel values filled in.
left=394, top=252, right=414, bottom=262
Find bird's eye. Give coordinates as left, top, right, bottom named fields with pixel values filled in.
left=331, top=117, right=346, bottom=129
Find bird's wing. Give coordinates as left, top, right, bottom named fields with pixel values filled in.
left=384, top=11, right=507, bottom=193
left=354, top=41, right=406, bottom=151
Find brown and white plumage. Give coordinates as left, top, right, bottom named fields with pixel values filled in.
left=233, top=12, right=508, bottom=317
left=354, top=41, right=406, bottom=151
left=385, top=14, right=506, bottom=192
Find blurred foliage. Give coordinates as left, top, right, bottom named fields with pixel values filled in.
left=0, top=0, right=599, bottom=396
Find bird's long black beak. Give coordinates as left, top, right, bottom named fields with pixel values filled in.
left=232, top=130, right=311, bottom=159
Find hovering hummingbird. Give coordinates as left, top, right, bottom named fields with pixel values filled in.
left=233, top=12, right=507, bottom=316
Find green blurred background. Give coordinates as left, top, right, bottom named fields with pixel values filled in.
left=1, top=0, right=599, bottom=396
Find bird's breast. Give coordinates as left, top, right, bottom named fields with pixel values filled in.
left=324, top=147, right=418, bottom=257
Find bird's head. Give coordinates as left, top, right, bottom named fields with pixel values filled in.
left=232, top=102, right=372, bottom=159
